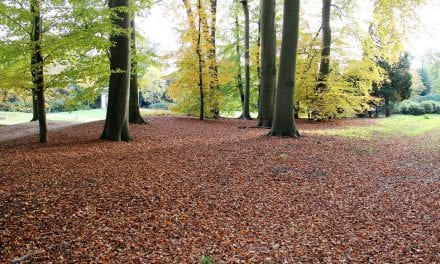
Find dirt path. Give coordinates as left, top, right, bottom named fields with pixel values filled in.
left=0, top=121, right=80, bottom=142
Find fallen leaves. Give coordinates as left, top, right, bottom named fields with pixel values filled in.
left=0, top=116, right=439, bottom=262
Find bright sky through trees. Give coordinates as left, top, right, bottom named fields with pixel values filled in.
left=139, top=0, right=440, bottom=70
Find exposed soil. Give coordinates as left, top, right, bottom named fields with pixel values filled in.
left=0, top=116, right=439, bottom=263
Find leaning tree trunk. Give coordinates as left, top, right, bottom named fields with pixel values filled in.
left=30, top=0, right=47, bottom=143
left=315, top=0, right=331, bottom=93
left=269, top=0, right=300, bottom=137
left=129, top=19, right=146, bottom=124
left=239, top=0, right=252, bottom=120
left=257, top=0, right=276, bottom=128
left=101, top=0, right=131, bottom=141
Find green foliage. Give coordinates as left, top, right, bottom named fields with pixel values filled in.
left=306, top=114, right=440, bottom=139
left=199, top=255, right=215, bottom=264
left=399, top=100, right=440, bottom=115
left=417, top=67, right=432, bottom=96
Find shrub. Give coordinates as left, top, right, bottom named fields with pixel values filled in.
left=399, top=100, right=412, bottom=114
left=435, top=102, right=440, bottom=114
left=408, top=104, right=426, bottom=115
left=420, top=101, right=435, bottom=114
left=148, top=102, right=169, bottom=109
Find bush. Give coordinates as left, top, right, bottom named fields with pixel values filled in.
left=148, top=102, right=169, bottom=109
left=408, top=104, right=426, bottom=115
left=420, top=101, right=435, bottom=114
left=399, top=100, right=412, bottom=114
left=1, top=100, right=32, bottom=112
left=435, top=102, right=440, bottom=114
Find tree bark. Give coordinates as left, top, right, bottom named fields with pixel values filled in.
left=315, top=0, right=332, bottom=93
left=196, top=0, right=205, bottom=120
left=208, top=0, right=220, bottom=118
left=30, top=88, right=39, bottom=121
left=30, top=0, right=47, bottom=143
left=234, top=6, right=244, bottom=109
left=129, top=19, right=146, bottom=124
left=239, top=0, right=252, bottom=120
left=269, top=0, right=300, bottom=137
left=101, top=0, right=131, bottom=141
left=257, top=0, right=276, bottom=128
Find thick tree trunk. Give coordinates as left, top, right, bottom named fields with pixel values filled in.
left=269, top=0, right=300, bottom=137
left=257, top=0, right=276, bottom=128
left=30, top=88, right=39, bottom=121
left=101, top=0, right=131, bottom=141
left=208, top=0, right=220, bottom=118
left=315, top=0, right=332, bottom=93
left=129, top=19, right=146, bottom=124
left=239, top=0, right=252, bottom=120
left=30, top=0, right=47, bottom=143
left=196, top=0, right=205, bottom=120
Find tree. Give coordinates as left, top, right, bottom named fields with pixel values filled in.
left=417, top=67, right=432, bottom=96
left=269, top=0, right=300, bottom=137
left=239, top=0, right=252, bottom=119
left=257, top=0, right=276, bottom=128
left=129, top=19, right=147, bottom=124
left=30, top=0, right=48, bottom=143
left=101, top=0, right=131, bottom=141
left=315, top=0, right=331, bottom=94
left=372, top=53, right=412, bottom=117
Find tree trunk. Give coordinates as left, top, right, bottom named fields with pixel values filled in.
left=101, top=0, right=131, bottom=141
left=257, top=0, right=276, bottom=128
left=208, top=0, right=220, bottom=118
left=129, top=19, right=146, bottom=124
left=30, top=88, right=39, bottom=121
left=196, top=0, right=205, bottom=120
left=30, top=0, right=47, bottom=143
left=239, top=0, right=252, bottom=120
left=315, top=0, right=332, bottom=93
left=234, top=6, right=244, bottom=109
left=269, top=0, right=300, bottom=137
left=384, top=97, right=391, bottom=117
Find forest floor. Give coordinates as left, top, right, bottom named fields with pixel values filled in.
left=1, top=116, right=439, bottom=263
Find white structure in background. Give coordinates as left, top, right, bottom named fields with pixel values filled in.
left=101, top=93, right=108, bottom=109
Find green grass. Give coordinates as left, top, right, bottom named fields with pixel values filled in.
left=304, top=115, right=440, bottom=139
left=0, top=108, right=172, bottom=125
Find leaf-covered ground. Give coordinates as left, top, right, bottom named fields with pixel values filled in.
left=1, top=116, right=439, bottom=263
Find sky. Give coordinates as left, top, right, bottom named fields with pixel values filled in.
left=137, top=0, right=440, bottom=69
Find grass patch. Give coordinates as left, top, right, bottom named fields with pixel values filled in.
left=0, top=108, right=173, bottom=125
left=305, top=115, right=440, bottom=139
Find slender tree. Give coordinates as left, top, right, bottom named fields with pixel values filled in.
left=30, top=0, right=48, bottom=143
left=257, top=0, right=276, bottom=128
left=234, top=3, right=245, bottom=109
left=315, top=0, right=332, bottom=93
left=239, top=0, right=252, bottom=119
left=129, top=19, right=146, bottom=124
left=208, top=0, right=220, bottom=118
left=101, top=0, right=131, bottom=141
left=269, top=0, right=300, bottom=137
left=196, top=0, right=205, bottom=120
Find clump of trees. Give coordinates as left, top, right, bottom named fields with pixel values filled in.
left=1, top=0, right=437, bottom=142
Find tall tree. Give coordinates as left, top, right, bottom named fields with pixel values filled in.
left=239, top=0, right=252, bottom=119
left=30, top=0, right=48, bottom=143
left=129, top=19, right=146, bottom=124
left=196, top=0, right=205, bottom=120
left=270, top=0, right=300, bottom=137
left=257, top=0, right=276, bottom=128
left=101, top=0, right=131, bottom=141
left=208, top=0, right=220, bottom=118
left=315, top=0, right=331, bottom=93
left=417, top=66, right=432, bottom=96
left=234, top=2, right=245, bottom=109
